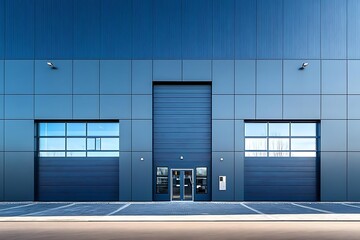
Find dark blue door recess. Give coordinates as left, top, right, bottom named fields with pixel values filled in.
left=153, top=84, right=211, bottom=201
left=37, top=157, right=119, bottom=201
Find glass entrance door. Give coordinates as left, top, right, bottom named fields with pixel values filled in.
left=171, top=169, right=193, bottom=201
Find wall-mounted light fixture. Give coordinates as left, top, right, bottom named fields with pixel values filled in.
left=299, top=62, right=309, bottom=70
left=220, top=157, right=224, bottom=161
left=180, top=156, right=184, bottom=160
left=47, top=62, right=57, bottom=70
left=140, top=157, right=144, bottom=161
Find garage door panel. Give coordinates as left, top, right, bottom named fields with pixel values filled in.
left=37, top=157, right=119, bottom=201
left=244, top=157, right=318, bottom=201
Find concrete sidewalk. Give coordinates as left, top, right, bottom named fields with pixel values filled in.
left=0, top=202, right=360, bottom=221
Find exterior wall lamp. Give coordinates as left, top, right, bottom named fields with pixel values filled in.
left=47, top=62, right=57, bottom=69
left=299, top=62, right=309, bottom=70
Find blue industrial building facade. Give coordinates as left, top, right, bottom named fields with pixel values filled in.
left=0, top=0, right=359, bottom=201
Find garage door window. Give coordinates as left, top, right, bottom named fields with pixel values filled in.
left=38, top=122, right=119, bottom=157
left=245, top=122, right=318, bottom=157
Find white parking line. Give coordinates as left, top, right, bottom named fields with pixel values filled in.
left=0, top=203, right=36, bottom=212
left=341, top=203, right=360, bottom=209
left=106, top=203, right=131, bottom=216
left=21, top=203, right=76, bottom=216
left=291, top=203, right=333, bottom=214
left=240, top=203, right=276, bottom=220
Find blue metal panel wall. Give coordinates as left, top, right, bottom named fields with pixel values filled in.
left=182, top=0, right=213, bottom=59
left=235, top=0, right=256, bottom=59
left=213, top=0, right=234, bottom=59
left=348, top=0, right=360, bottom=59
left=283, top=0, right=320, bottom=59
left=35, top=0, right=73, bottom=59
left=257, top=0, right=283, bottom=59
left=244, top=157, right=318, bottom=201
left=0, top=0, right=4, bottom=59
left=5, top=0, right=34, bottom=59
left=101, top=0, right=132, bottom=59
left=321, top=0, right=347, bottom=59
left=133, top=0, right=153, bottom=59
left=153, top=0, right=181, bottom=59
left=74, top=0, right=100, bottom=59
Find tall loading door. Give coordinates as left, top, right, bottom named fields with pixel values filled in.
left=37, top=158, right=119, bottom=201
left=153, top=84, right=212, bottom=201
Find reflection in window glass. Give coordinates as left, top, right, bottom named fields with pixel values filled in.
left=87, top=123, right=119, bottom=136
left=67, top=123, right=86, bottom=136
left=156, top=167, right=168, bottom=194
left=291, top=138, right=316, bottom=151
left=67, top=138, right=86, bottom=150
left=67, top=152, right=86, bottom=157
left=39, top=123, right=65, bottom=136
left=269, top=152, right=290, bottom=157
left=245, top=152, right=267, bottom=157
left=87, top=152, right=119, bottom=157
left=38, top=122, right=120, bottom=158
left=100, top=138, right=119, bottom=151
left=87, top=138, right=95, bottom=150
left=245, top=123, right=267, bottom=136
left=196, top=167, right=207, bottom=177
left=291, top=123, right=316, bottom=136
left=269, top=123, right=289, bottom=136
left=269, top=138, right=289, bottom=151
left=39, top=152, right=65, bottom=157
left=291, top=152, right=316, bottom=157
left=39, top=138, right=65, bottom=150
left=245, top=138, right=267, bottom=150
left=196, top=167, right=208, bottom=194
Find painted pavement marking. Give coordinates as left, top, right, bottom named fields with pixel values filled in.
left=106, top=203, right=131, bottom=216
left=21, top=203, right=77, bottom=216
left=291, top=203, right=333, bottom=214
left=0, top=203, right=36, bottom=212
left=341, top=203, right=360, bottom=210
left=240, top=203, right=276, bottom=220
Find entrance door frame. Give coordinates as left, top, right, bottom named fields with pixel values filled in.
left=170, top=168, right=194, bottom=202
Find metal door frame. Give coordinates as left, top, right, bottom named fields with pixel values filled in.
left=170, top=168, right=194, bottom=201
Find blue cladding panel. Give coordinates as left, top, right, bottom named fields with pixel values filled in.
left=101, top=0, right=132, bottom=59
left=5, top=60, right=34, bottom=94
left=257, top=0, right=283, bottom=59
left=5, top=152, right=34, bottom=201
left=244, top=158, right=318, bottom=201
left=5, top=95, right=34, bottom=119
left=100, top=60, right=131, bottom=94
left=256, top=60, right=282, bottom=94
left=153, top=60, right=182, bottom=81
left=212, top=95, right=235, bottom=120
left=5, top=0, right=34, bottom=59
left=182, top=0, right=213, bottom=59
left=235, top=0, right=256, bottom=59
left=132, top=60, right=152, bottom=94
left=133, top=0, right=153, bottom=59
left=35, top=95, right=72, bottom=119
left=35, top=0, right=73, bottom=59
left=120, top=120, right=131, bottom=152
left=348, top=0, right=360, bottom=58
left=0, top=0, right=4, bottom=58
left=183, top=60, right=212, bottom=81
left=321, top=0, right=347, bottom=59
left=321, top=60, right=347, bottom=94
left=213, top=60, right=235, bottom=94
left=256, top=95, right=282, bottom=119
left=0, top=153, right=3, bottom=200
left=100, top=95, right=131, bottom=119
left=213, top=0, right=234, bottom=59
left=119, top=152, right=131, bottom=201
left=212, top=152, right=235, bottom=201
left=73, top=95, right=100, bottom=119
left=132, top=152, right=152, bottom=201
left=321, top=152, right=347, bottom=201
left=74, top=0, right=100, bottom=59
left=132, top=120, right=152, bottom=151
left=235, top=152, right=244, bottom=200
left=154, top=0, right=181, bottom=59
left=212, top=120, right=234, bottom=152
left=5, top=120, right=34, bottom=152
left=73, top=60, right=99, bottom=94
left=348, top=152, right=360, bottom=201
left=235, top=60, right=255, bottom=94
left=283, top=0, right=320, bottom=59
left=321, top=120, right=346, bottom=151
left=37, top=157, right=119, bottom=201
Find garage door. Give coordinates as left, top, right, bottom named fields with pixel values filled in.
left=244, top=122, right=319, bottom=201
left=37, top=157, right=119, bottom=201
left=36, top=122, right=120, bottom=201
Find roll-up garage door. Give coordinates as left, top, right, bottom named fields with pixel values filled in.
left=244, top=157, right=318, bottom=201
left=37, top=157, right=119, bottom=201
